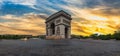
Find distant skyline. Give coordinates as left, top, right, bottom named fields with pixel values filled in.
left=0, top=0, right=120, bottom=36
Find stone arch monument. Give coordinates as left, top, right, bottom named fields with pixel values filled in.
left=45, top=10, right=72, bottom=39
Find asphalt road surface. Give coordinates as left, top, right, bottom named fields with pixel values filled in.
left=0, top=39, right=120, bottom=56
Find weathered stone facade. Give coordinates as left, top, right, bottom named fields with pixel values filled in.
left=45, top=10, right=72, bottom=39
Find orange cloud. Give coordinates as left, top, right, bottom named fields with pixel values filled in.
left=0, top=13, right=46, bottom=36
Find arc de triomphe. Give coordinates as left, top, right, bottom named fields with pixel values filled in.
left=45, top=10, right=72, bottom=39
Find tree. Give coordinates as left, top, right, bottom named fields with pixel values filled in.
left=90, top=34, right=99, bottom=39
left=114, top=31, right=120, bottom=40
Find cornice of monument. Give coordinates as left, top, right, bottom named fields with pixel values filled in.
left=46, top=10, right=72, bottom=23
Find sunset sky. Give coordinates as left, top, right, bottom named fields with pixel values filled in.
left=0, top=0, right=120, bottom=36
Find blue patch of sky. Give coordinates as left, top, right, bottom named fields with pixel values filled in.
left=0, top=1, right=42, bottom=16
left=36, top=0, right=68, bottom=14
left=0, top=0, right=68, bottom=16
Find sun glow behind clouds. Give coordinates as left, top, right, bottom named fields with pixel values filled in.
left=62, top=6, right=120, bottom=36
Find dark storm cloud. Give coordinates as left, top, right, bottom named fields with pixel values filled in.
left=103, top=0, right=120, bottom=7
left=80, top=0, right=120, bottom=16
left=81, top=0, right=120, bottom=8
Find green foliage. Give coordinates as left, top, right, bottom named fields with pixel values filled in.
left=81, top=36, right=89, bottom=39
left=91, top=32, right=120, bottom=40
left=0, top=35, right=31, bottom=39
left=39, top=35, right=45, bottom=39
left=71, top=35, right=81, bottom=39
left=71, top=30, right=120, bottom=40
left=71, top=35, right=89, bottom=39
left=99, top=34, right=111, bottom=40
left=0, top=35, right=46, bottom=40
left=113, top=31, right=120, bottom=40
left=90, top=34, right=99, bottom=40
left=71, top=31, right=120, bottom=40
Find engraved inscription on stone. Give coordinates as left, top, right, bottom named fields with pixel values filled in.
left=56, top=19, right=61, bottom=24
left=63, top=19, right=70, bottom=25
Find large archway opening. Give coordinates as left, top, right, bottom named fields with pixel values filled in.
left=50, top=23, right=55, bottom=35
left=65, top=27, right=68, bottom=38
